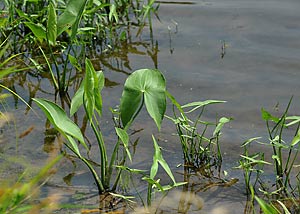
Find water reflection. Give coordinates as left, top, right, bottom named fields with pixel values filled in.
left=1, top=23, right=159, bottom=109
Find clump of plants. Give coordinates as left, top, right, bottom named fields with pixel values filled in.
left=237, top=98, right=300, bottom=213
left=1, top=0, right=160, bottom=96
left=33, top=61, right=187, bottom=210
left=166, top=96, right=231, bottom=176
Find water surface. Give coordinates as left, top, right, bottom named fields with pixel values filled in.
left=2, top=0, right=300, bottom=213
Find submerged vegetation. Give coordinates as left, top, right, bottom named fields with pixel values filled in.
left=1, top=0, right=300, bottom=213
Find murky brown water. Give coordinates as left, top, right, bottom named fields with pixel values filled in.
left=1, top=0, right=300, bottom=213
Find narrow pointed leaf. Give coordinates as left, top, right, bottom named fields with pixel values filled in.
left=33, top=98, right=87, bottom=150
left=150, top=158, right=159, bottom=180
left=65, top=135, right=81, bottom=157
left=291, top=131, right=300, bottom=146
left=182, top=100, right=226, bottom=113
left=84, top=58, right=95, bottom=120
left=240, top=155, right=271, bottom=165
left=115, top=166, right=147, bottom=174
left=70, top=83, right=84, bottom=116
left=94, top=71, right=105, bottom=116
left=152, top=135, right=176, bottom=184
left=241, top=137, right=262, bottom=147
left=115, top=127, right=132, bottom=161
left=68, top=54, right=82, bottom=71
left=24, top=22, right=46, bottom=42
left=255, top=196, right=279, bottom=214
left=286, top=116, right=300, bottom=127
left=165, top=91, right=185, bottom=115
left=47, top=3, right=57, bottom=45
left=70, top=0, right=88, bottom=40
left=213, top=117, right=232, bottom=137
left=0, top=67, right=18, bottom=79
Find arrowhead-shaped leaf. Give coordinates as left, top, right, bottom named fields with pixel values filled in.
left=24, top=22, right=46, bottom=42
left=57, top=0, right=88, bottom=38
left=83, top=58, right=104, bottom=119
left=120, top=69, right=166, bottom=130
left=70, top=58, right=104, bottom=117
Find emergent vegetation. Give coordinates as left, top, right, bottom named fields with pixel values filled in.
left=1, top=0, right=300, bottom=213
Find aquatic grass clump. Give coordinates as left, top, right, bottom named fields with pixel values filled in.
left=237, top=98, right=300, bottom=213
left=166, top=96, right=231, bottom=176
left=1, top=0, right=160, bottom=95
left=1, top=0, right=157, bottom=45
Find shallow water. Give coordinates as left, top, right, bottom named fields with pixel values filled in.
left=1, top=0, right=300, bottom=213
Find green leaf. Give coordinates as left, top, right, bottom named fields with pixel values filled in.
left=15, top=8, right=33, bottom=22
left=109, top=192, right=135, bottom=203
left=152, top=135, right=176, bottom=184
left=120, top=87, right=143, bottom=128
left=84, top=58, right=96, bottom=120
left=120, top=69, right=166, bottom=130
left=65, top=135, right=81, bottom=157
left=276, top=200, right=291, bottom=214
left=71, top=59, right=104, bottom=118
left=255, top=196, right=279, bottom=214
left=94, top=71, right=105, bottom=116
left=24, top=22, right=46, bottom=42
left=109, top=4, right=118, bottom=23
left=165, top=91, right=185, bottom=116
left=0, top=93, right=11, bottom=100
left=241, top=137, right=262, bottom=147
left=33, top=98, right=87, bottom=151
left=142, top=177, right=164, bottom=192
left=115, top=166, right=147, bottom=174
left=240, top=155, right=271, bottom=165
left=68, top=54, right=82, bottom=71
left=0, top=67, right=18, bottom=79
left=115, top=127, right=132, bottom=162
left=0, top=16, right=7, bottom=28
left=150, top=155, right=159, bottom=179
left=57, top=0, right=88, bottom=38
left=261, top=108, right=279, bottom=123
left=182, top=100, right=226, bottom=113
left=159, top=182, right=187, bottom=192
left=70, top=82, right=84, bottom=116
left=47, top=3, right=57, bottom=45
left=213, top=117, right=232, bottom=137
left=291, top=131, right=300, bottom=146
left=286, top=116, right=300, bottom=127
